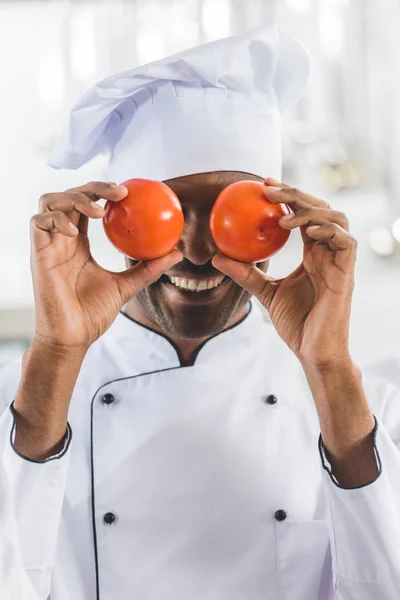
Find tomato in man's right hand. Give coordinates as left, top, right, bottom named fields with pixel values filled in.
left=103, top=178, right=184, bottom=261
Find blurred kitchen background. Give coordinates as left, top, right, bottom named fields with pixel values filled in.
left=0, top=0, right=399, bottom=370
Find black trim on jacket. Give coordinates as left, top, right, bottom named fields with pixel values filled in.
left=8, top=401, right=72, bottom=463
left=318, top=415, right=382, bottom=490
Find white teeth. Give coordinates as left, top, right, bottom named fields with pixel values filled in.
left=166, top=275, right=225, bottom=292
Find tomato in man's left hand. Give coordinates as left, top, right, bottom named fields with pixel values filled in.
left=209, top=180, right=291, bottom=263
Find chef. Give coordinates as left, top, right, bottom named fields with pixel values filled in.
left=1, top=25, right=400, bottom=600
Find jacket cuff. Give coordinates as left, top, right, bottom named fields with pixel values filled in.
left=318, top=414, right=382, bottom=490
left=9, top=402, right=72, bottom=463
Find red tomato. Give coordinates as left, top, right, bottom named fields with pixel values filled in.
left=103, top=178, right=184, bottom=261
left=209, top=180, right=291, bottom=263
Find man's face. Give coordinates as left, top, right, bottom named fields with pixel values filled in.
left=126, top=171, right=269, bottom=339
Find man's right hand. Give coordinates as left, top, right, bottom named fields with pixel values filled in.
left=31, top=181, right=183, bottom=351
left=11, top=181, right=182, bottom=460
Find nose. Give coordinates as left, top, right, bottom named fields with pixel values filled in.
left=177, top=212, right=218, bottom=266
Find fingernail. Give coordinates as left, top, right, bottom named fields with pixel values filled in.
left=91, top=201, right=105, bottom=212
left=307, top=225, right=321, bottom=230
left=265, top=178, right=281, bottom=185
left=110, top=183, right=128, bottom=191
left=68, top=222, right=79, bottom=234
left=281, top=213, right=295, bottom=220
left=265, top=186, right=282, bottom=193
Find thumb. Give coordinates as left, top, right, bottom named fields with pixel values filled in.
left=212, top=254, right=278, bottom=309
left=115, top=249, right=183, bottom=304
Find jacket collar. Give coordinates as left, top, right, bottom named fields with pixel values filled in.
left=98, top=299, right=271, bottom=373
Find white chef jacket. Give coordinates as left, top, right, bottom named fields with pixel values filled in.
left=368, top=357, right=400, bottom=390
left=1, top=299, right=400, bottom=600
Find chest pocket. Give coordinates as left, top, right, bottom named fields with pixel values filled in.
left=276, top=518, right=334, bottom=600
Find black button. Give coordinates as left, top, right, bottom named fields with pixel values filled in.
left=103, top=512, right=116, bottom=525
left=102, top=393, right=115, bottom=405
left=274, top=510, right=287, bottom=522
left=264, top=394, right=278, bottom=405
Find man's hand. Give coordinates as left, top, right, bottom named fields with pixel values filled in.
left=212, top=178, right=356, bottom=368
left=31, top=181, right=183, bottom=351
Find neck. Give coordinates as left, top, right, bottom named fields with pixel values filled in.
left=123, top=301, right=250, bottom=366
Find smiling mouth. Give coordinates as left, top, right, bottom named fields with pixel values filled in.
left=159, top=273, right=229, bottom=294
left=167, top=274, right=226, bottom=292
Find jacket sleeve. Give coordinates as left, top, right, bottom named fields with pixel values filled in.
left=0, top=361, right=72, bottom=600
left=319, top=378, right=400, bottom=600
left=0, top=460, right=41, bottom=600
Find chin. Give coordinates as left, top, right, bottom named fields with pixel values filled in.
left=136, top=281, right=251, bottom=341
left=158, top=304, right=234, bottom=340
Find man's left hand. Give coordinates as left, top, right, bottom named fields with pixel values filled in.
left=212, top=178, right=357, bottom=368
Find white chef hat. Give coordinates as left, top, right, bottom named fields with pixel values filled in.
left=48, top=24, right=310, bottom=182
